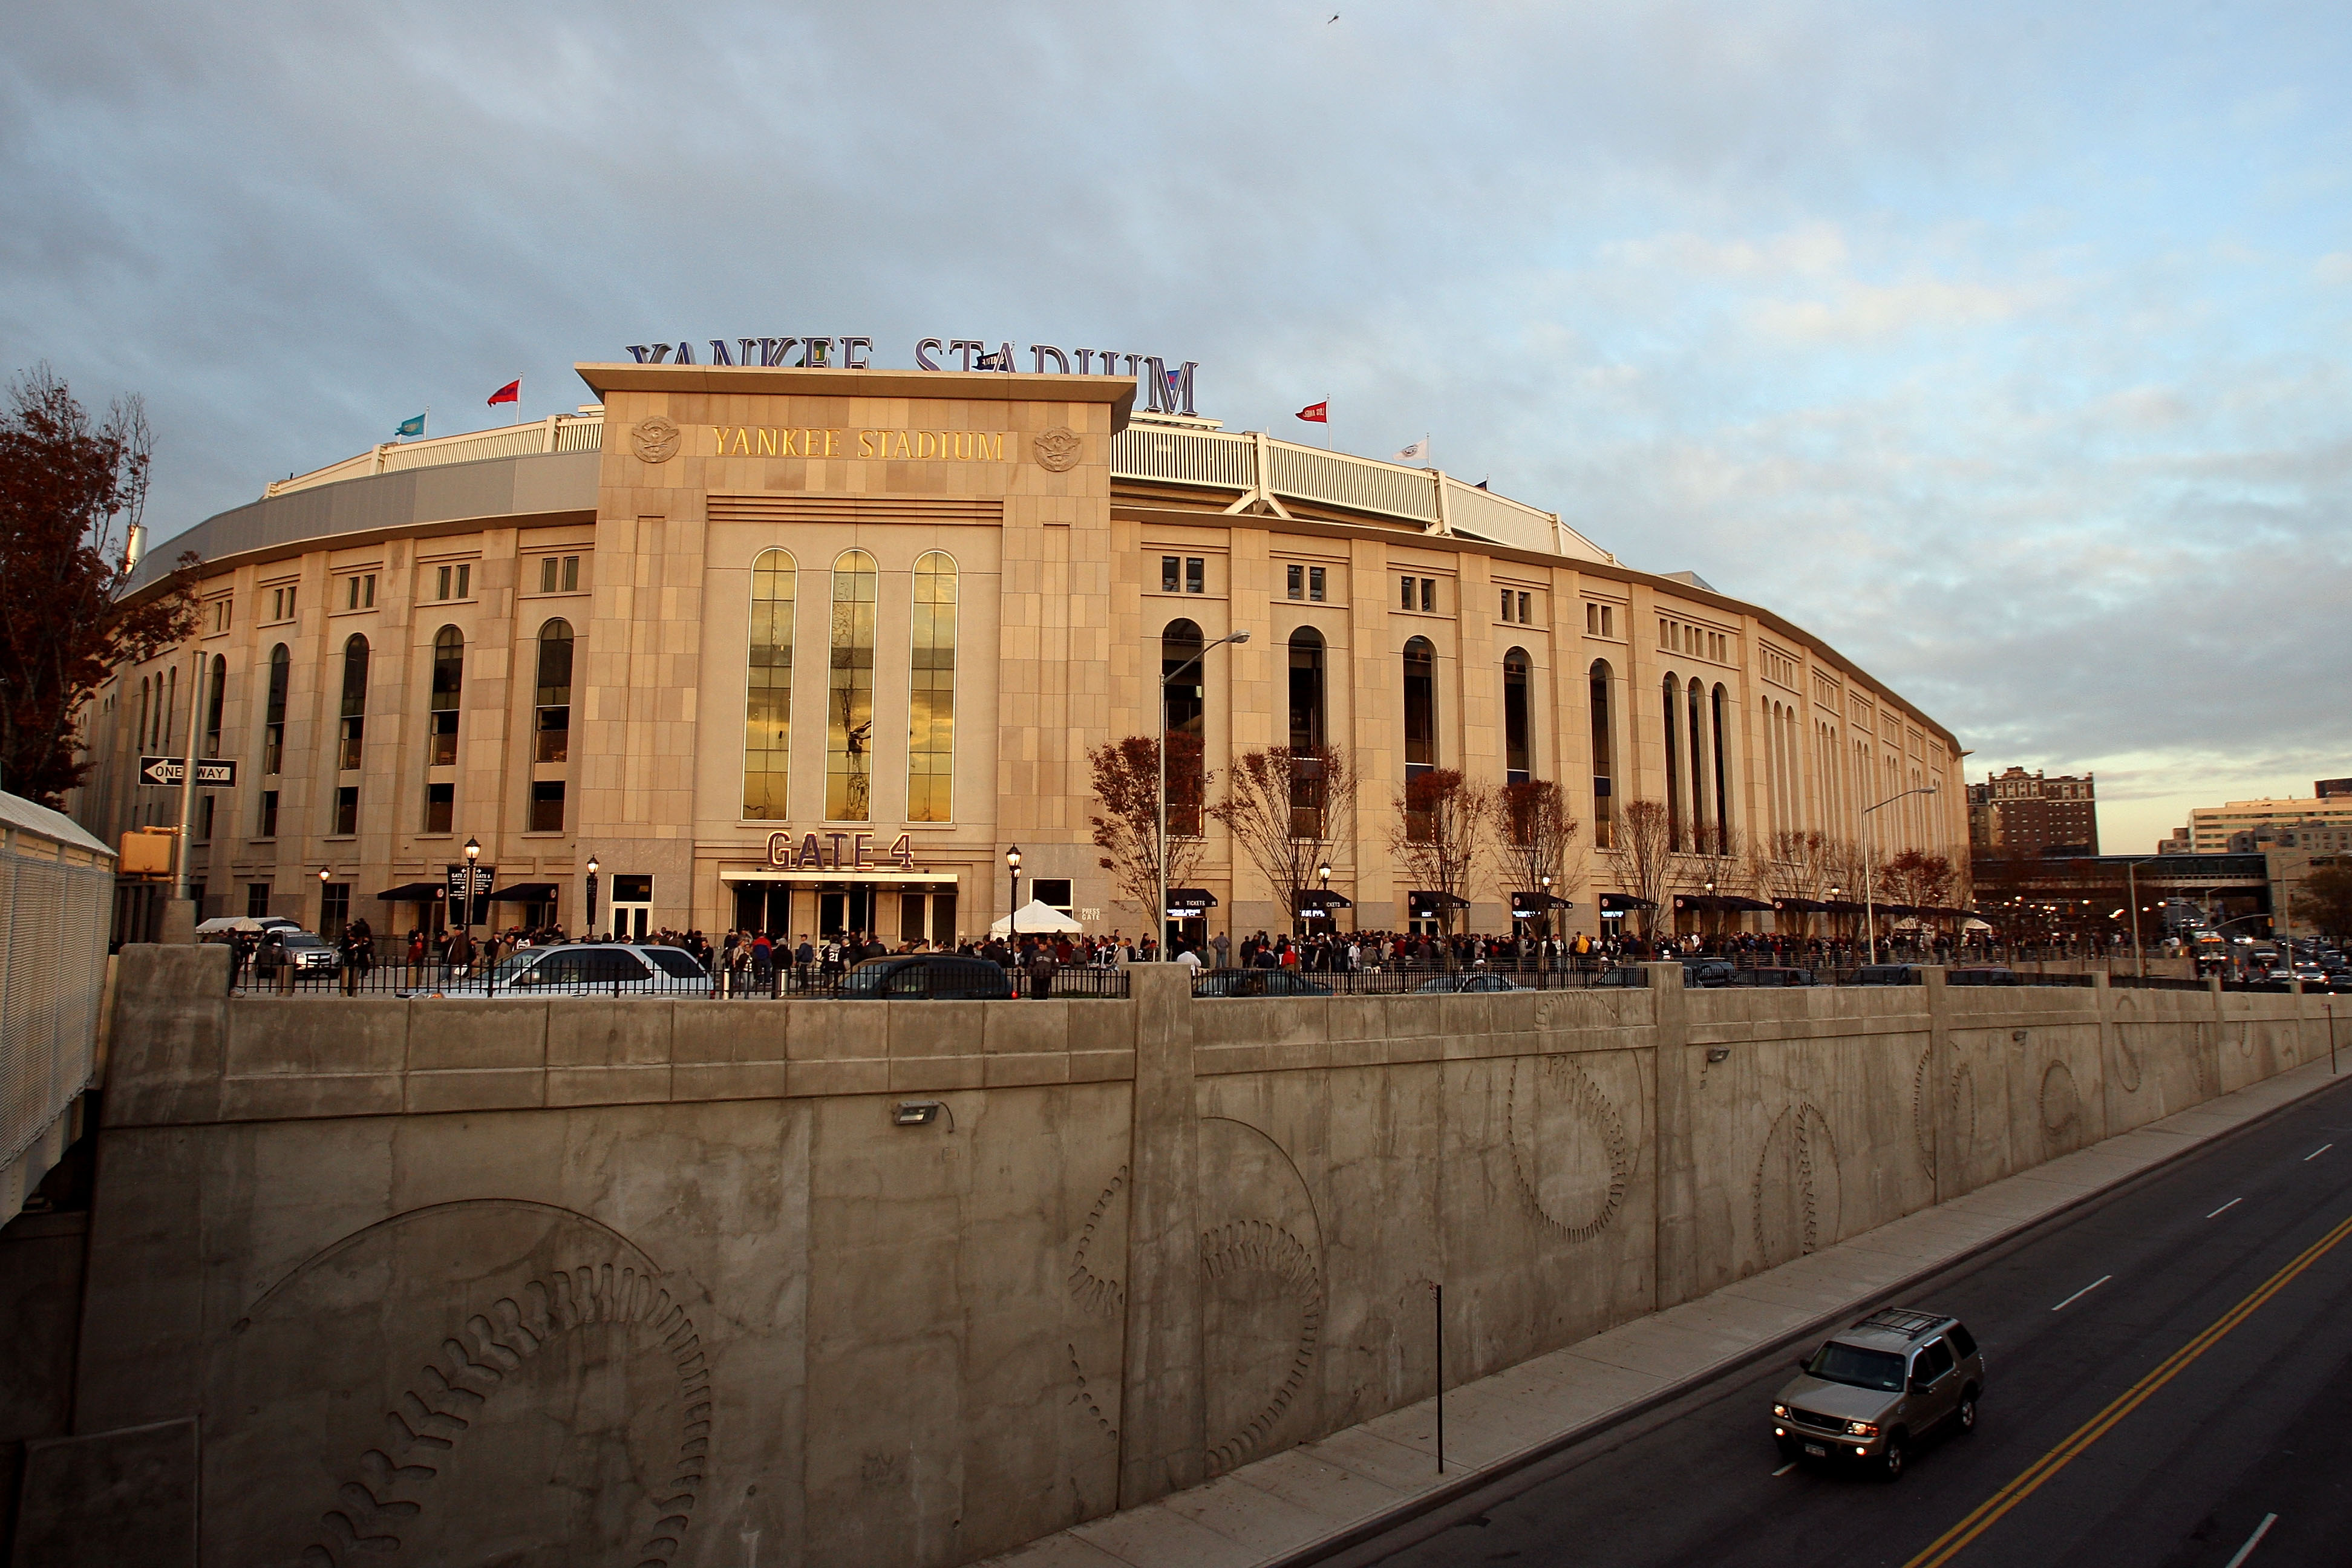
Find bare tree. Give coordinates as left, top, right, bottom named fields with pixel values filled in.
left=1679, top=822, right=1747, bottom=938
left=1088, top=733, right=1210, bottom=932
left=1877, top=848, right=1958, bottom=909
left=0, top=364, right=198, bottom=803
left=1388, top=768, right=1491, bottom=935
left=1209, top=744, right=1357, bottom=930
left=1599, top=797, right=1673, bottom=938
left=1491, top=779, right=1584, bottom=931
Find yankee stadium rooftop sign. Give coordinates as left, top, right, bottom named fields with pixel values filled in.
left=621, top=336, right=1200, bottom=416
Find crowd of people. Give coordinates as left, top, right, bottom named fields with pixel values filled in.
left=231, top=913, right=2004, bottom=995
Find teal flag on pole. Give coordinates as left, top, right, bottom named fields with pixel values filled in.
left=396, top=413, right=426, bottom=438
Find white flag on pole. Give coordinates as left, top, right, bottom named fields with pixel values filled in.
left=1393, top=437, right=1429, bottom=464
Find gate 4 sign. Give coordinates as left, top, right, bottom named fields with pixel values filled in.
left=139, top=756, right=237, bottom=788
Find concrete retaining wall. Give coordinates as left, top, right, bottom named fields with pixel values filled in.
left=42, top=949, right=2331, bottom=1567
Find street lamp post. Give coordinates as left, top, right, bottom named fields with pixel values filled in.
left=1157, top=629, right=1250, bottom=957
left=1005, top=844, right=1022, bottom=945
left=463, top=835, right=481, bottom=932
left=585, top=855, right=599, bottom=939
left=1862, top=785, right=1939, bottom=965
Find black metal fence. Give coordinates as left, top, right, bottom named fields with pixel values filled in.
left=226, top=951, right=2240, bottom=1001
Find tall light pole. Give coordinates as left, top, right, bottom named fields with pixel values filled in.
left=584, top=854, right=599, bottom=938
left=1863, top=785, right=1938, bottom=965
left=463, top=835, right=481, bottom=932
left=1005, top=844, right=1022, bottom=944
left=1157, top=629, right=1250, bottom=957
left=2116, top=857, right=2164, bottom=978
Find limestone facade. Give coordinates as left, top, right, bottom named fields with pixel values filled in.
left=75, top=365, right=1970, bottom=942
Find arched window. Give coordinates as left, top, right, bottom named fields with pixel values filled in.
left=1589, top=660, right=1615, bottom=848
left=1711, top=684, right=1731, bottom=840
left=428, top=627, right=463, bottom=768
left=264, top=645, right=290, bottom=775
left=1402, top=637, right=1436, bottom=779
left=535, top=619, right=574, bottom=763
left=1502, top=648, right=1532, bottom=784
left=338, top=635, right=369, bottom=771
left=136, top=676, right=149, bottom=754
left=742, top=550, right=795, bottom=820
left=826, top=549, right=877, bottom=821
left=1163, top=619, right=1206, bottom=835
left=1287, top=628, right=1325, bottom=753
left=1688, top=678, right=1710, bottom=851
left=203, top=655, right=226, bottom=757
left=1662, top=674, right=1683, bottom=850
left=531, top=618, right=575, bottom=832
left=907, top=551, right=957, bottom=823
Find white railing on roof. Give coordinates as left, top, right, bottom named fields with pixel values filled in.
left=255, top=408, right=1618, bottom=563
left=265, top=413, right=606, bottom=498
left=1109, top=420, right=1612, bottom=562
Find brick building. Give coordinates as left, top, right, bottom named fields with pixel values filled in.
left=1967, top=765, right=2098, bottom=857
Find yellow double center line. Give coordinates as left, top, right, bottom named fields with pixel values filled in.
left=1901, top=1208, right=2352, bottom=1568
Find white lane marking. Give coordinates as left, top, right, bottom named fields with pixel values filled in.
left=2305, top=1143, right=2333, bottom=1161
left=2051, top=1274, right=2113, bottom=1312
left=2209, top=1197, right=2245, bottom=1218
left=2223, top=1512, right=2279, bottom=1568
left=1771, top=1460, right=1797, bottom=1476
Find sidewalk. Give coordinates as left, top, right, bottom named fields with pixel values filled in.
left=990, top=1054, right=2352, bottom=1568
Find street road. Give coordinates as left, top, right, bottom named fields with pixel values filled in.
left=1369, top=1074, right=2352, bottom=1568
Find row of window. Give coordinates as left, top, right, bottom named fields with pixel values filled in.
left=1659, top=616, right=1731, bottom=664
left=221, top=557, right=587, bottom=632
left=1584, top=601, right=1618, bottom=638
left=743, top=548, right=959, bottom=825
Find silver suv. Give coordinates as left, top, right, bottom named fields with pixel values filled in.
left=1771, top=1308, right=1984, bottom=1479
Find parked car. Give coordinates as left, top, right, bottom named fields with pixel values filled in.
left=839, top=955, right=1016, bottom=999
left=1728, top=966, right=1818, bottom=987
left=423, top=942, right=707, bottom=996
left=1945, top=966, right=2022, bottom=986
left=1771, top=1307, right=1984, bottom=1479
left=1853, top=964, right=1928, bottom=985
left=1415, top=973, right=1523, bottom=993
left=1590, top=966, right=1649, bottom=987
left=1680, top=960, right=1737, bottom=988
left=1193, top=969, right=1331, bottom=997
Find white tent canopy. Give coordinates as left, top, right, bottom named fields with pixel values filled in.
left=194, top=915, right=299, bottom=934
left=989, top=900, right=1083, bottom=938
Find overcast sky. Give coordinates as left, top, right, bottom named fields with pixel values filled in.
left=6, top=1, right=2347, bottom=853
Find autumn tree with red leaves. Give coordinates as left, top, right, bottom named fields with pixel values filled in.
left=0, top=366, right=197, bottom=804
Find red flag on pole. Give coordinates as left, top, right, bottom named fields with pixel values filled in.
left=487, top=379, right=521, bottom=406
left=1295, top=400, right=1328, bottom=423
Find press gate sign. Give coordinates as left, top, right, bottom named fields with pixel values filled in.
left=138, top=756, right=237, bottom=788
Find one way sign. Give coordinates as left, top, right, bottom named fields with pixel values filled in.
left=139, top=756, right=237, bottom=788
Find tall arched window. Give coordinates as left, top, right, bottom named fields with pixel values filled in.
left=264, top=645, right=290, bottom=774
left=1710, top=684, right=1731, bottom=840
left=339, top=636, right=369, bottom=771
left=1589, top=660, right=1615, bottom=848
left=826, top=549, right=878, bottom=821
left=742, top=550, right=795, bottom=819
left=535, top=619, right=574, bottom=763
left=1502, top=648, right=1532, bottom=784
left=1402, top=637, right=1436, bottom=779
left=1688, top=678, right=1710, bottom=851
left=428, top=627, right=463, bottom=768
left=531, top=618, right=575, bottom=832
left=1662, top=674, right=1684, bottom=850
left=1163, top=619, right=1206, bottom=835
left=907, top=551, right=957, bottom=823
left=1287, top=628, right=1325, bottom=753
left=136, top=676, right=149, bottom=754
left=203, top=655, right=226, bottom=757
